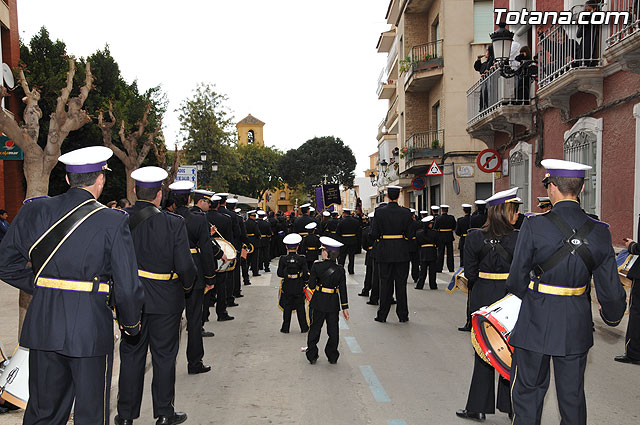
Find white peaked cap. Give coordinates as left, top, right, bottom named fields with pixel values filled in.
left=59, top=146, right=113, bottom=172
left=130, top=166, right=168, bottom=186
left=226, top=198, right=238, bottom=204
left=257, top=210, right=266, bottom=215
left=461, top=203, right=473, bottom=208
left=474, top=200, right=487, bottom=205
left=368, top=212, right=375, bottom=218
left=322, top=211, right=331, bottom=217
left=320, top=236, right=343, bottom=250
left=431, top=205, right=440, bottom=210
left=283, top=233, right=302, bottom=245
left=422, top=216, right=434, bottom=223
left=485, top=187, right=519, bottom=207
left=210, top=195, right=222, bottom=202
left=440, top=204, right=450, bottom=209
left=300, top=203, right=311, bottom=208
left=305, top=222, right=318, bottom=230
left=168, top=181, right=194, bottom=192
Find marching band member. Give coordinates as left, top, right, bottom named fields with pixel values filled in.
left=300, top=222, right=322, bottom=270
left=277, top=233, right=310, bottom=333
left=457, top=187, right=520, bottom=422
left=415, top=216, right=438, bottom=290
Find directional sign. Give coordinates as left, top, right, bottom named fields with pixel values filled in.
left=476, top=149, right=502, bottom=173
left=426, top=160, right=443, bottom=176
left=175, top=165, right=197, bottom=187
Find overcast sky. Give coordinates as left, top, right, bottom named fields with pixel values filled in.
left=17, top=0, right=390, bottom=175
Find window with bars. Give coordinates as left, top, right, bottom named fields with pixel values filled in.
left=509, top=150, right=530, bottom=212
left=564, top=130, right=598, bottom=214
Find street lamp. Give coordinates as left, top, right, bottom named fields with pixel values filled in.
left=211, top=160, right=219, bottom=173
left=491, top=22, right=513, bottom=62
left=369, top=171, right=377, bottom=186
left=200, top=150, right=207, bottom=162
left=195, top=160, right=203, bottom=172
left=380, top=159, right=389, bottom=173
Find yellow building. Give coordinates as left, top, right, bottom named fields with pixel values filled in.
left=236, top=114, right=296, bottom=213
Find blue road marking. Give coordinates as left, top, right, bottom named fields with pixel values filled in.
left=387, top=421, right=407, bottom=425
left=339, top=315, right=349, bottom=329
left=359, top=365, right=391, bottom=402
left=344, top=336, right=362, bottom=354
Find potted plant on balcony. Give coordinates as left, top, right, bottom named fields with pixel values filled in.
left=399, top=55, right=413, bottom=73
left=415, top=52, right=444, bottom=72
left=431, top=139, right=440, bottom=149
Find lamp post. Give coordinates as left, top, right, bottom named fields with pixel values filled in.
left=489, top=22, right=538, bottom=81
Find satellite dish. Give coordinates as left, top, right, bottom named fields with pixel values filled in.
left=2, top=63, right=15, bottom=89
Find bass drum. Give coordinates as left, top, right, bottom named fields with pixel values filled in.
left=0, top=346, right=29, bottom=409
left=215, top=238, right=237, bottom=272
left=471, top=294, right=522, bottom=381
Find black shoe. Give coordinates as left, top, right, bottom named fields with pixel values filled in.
left=374, top=317, right=386, bottom=323
left=348, top=271, right=355, bottom=275
left=390, top=299, right=397, bottom=305
left=399, top=318, right=409, bottom=323
left=366, top=300, right=378, bottom=305
left=280, top=328, right=289, bottom=333
left=614, top=355, right=640, bottom=365
left=0, top=401, right=20, bottom=411
left=234, top=293, right=244, bottom=298
left=188, top=363, right=211, bottom=374
left=244, top=281, right=252, bottom=285
left=455, top=409, right=486, bottom=421
left=329, top=359, right=338, bottom=364
left=265, top=268, right=271, bottom=272
left=156, top=412, right=187, bottom=425
left=308, top=356, right=318, bottom=364
left=252, top=273, right=261, bottom=277
left=458, top=325, right=472, bottom=332
left=301, top=328, right=309, bottom=333
left=201, top=328, right=214, bottom=337
left=430, top=286, right=438, bottom=290
left=414, top=286, right=423, bottom=290
left=358, top=291, right=369, bottom=297
left=114, top=416, right=134, bottom=425
left=217, top=315, right=234, bottom=322
left=227, top=302, right=239, bottom=307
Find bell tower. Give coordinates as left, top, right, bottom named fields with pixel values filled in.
left=236, top=114, right=265, bottom=146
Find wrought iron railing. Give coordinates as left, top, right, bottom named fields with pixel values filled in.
left=606, top=0, right=639, bottom=49
left=404, top=130, right=444, bottom=165
left=537, top=6, right=602, bottom=89
left=377, top=67, right=396, bottom=97
left=403, top=40, right=444, bottom=82
left=466, top=64, right=535, bottom=126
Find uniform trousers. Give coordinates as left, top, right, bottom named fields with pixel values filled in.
left=232, top=265, right=242, bottom=298
left=215, top=272, right=230, bottom=318
left=409, top=251, right=420, bottom=283
left=248, top=248, right=260, bottom=275
left=185, top=285, right=205, bottom=367
left=376, top=261, right=409, bottom=321
left=511, top=347, right=588, bottom=425
left=241, top=256, right=251, bottom=284
left=625, top=278, right=640, bottom=360
left=260, top=242, right=271, bottom=270
left=465, top=352, right=511, bottom=414
left=118, top=312, right=181, bottom=419
left=416, top=259, right=437, bottom=289
left=437, top=240, right=455, bottom=272
left=338, top=247, right=356, bottom=274
left=24, top=349, right=112, bottom=425
left=459, top=237, right=466, bottom=268
left=362, top=256, right=373, bottom=294
left=281, top=294, right=309, bottom=333
left=369, top=260, right=381, bottom=303
left=306, top=309, right=339, bottom=363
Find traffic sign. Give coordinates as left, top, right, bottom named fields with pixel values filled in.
left=476, top=149, right=502, bottom=173
left=427, top=160, right=443, bottom=176
left=411, top=176, right=426, bottom=191
left=176, top=165, right=197, bottom=187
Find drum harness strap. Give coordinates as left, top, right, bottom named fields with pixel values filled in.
left=317, top=263, right=339, bottom=293
left=529, top=212, right=596, bottom=294
left=130, top=204, right=178, bottom=281
left=29, top=199, right=107, bottom=293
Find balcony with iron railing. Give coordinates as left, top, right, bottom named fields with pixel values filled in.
left=604, top=0, right=640, bottom=73
left=385, top=96, right=399, bottom=134
left=401, top=130, right=444, bottom=175
left=466, top=62, right=536, bottom=143
left=377, top=67, right=396, bottom=100
left=403, top=40, right=444, bottom=92
left=536, top=6, right=604, bottom=115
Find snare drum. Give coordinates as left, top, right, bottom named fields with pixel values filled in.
left=215, top=238, right=237, bottom=272
left=471, top=294, right=522, bottom=380
left=617, top=250, right=637, bottom=289
left=0, top=346, right=29, bottom=409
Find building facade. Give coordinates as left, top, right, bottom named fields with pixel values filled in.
left=468, top=0, right=640, bottom=246
left=0, top=0, right=23, bottom=221
left=374, top=0, right=495, bottom=220
left=236, top=114, right=296, bottom=213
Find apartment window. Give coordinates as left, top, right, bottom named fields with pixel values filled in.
left=280, top=191, right=286, bottom=200
left=474, top=1, right=494, bottom=43
left=247, top=130, right=255, bottom=144
left=563, top=117, right=602, bottom=216
left=432, top=102, right=441, bottom=130
left=509, top=142, right=532, bottom=212
left=476, top=182, right=493, bottom=201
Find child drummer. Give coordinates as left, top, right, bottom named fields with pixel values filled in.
left=277, top=233, right=310, bottom=333
left=306, top=237, right=349, bottom=364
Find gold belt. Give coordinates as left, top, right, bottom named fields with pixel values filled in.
left=528, top=281, right=587, bottom=296
left=36, top=277, right=109, bottom=294
left=438, top=229, right=453, bottom=232
left=382, top=235, right=404, bottom=239
left=462, top=234, right=467, bottom=237
left=368, top=246, right=373, bottom=250
left=307, top=247, right=318, bottom=250
left=138, top=269, right=177, bottom=281
left=261, top=235, right=271, bottom=238
left=287, top=273, right=302, bottom=279
left=190, top=248, right=199, bottom=254
left=342, top=234, right=356, bottom=237
left=299, top=232, right=309, bottom=236
left=479, top=272, right=509, bottom=280
left=421, top=244, right=436, bottom=247
left=319, top=287, right=337, bottom=294
left=247, top=233, right=255, bottom=236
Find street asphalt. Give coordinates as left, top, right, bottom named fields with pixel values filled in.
left=1, top=253, right=639, bottom=424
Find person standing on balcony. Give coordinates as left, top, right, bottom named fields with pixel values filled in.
left=576, top=0, right=600, bottom=67
left=514, top=46, right=533, bottom=103
left=474, top=45, right=495, bottom=111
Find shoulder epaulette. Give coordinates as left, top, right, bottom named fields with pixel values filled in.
left=164, top=211, right=184, bottom=220
left=109, top=208, right=129, bottom=216
left=528, top=210, right=550, bottom=220
left=23, top=195, right=49, bottom=204
left=524, top=212, right=539, bottom=217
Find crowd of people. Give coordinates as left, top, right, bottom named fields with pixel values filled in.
left=0, top=145, right=637, bottom=425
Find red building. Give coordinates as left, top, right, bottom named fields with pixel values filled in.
left=0, top=0, right=23, bottom=221
left=467, top=0, right=640, bottom=247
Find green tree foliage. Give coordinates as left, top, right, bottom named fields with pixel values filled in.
left=18, top=27, right=165, bottom=202
left=278, top=136, right=356, bottom=193
left=228, top=144, right=282, bottom=199
left=178, top=83, right=236, bottom=191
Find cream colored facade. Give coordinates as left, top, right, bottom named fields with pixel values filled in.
left=375, top=0, right=494, bottom=219
left=235, top=114, right=296, bottom=212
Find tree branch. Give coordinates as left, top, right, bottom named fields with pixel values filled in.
left=98, top=103, right=127, bottom=164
